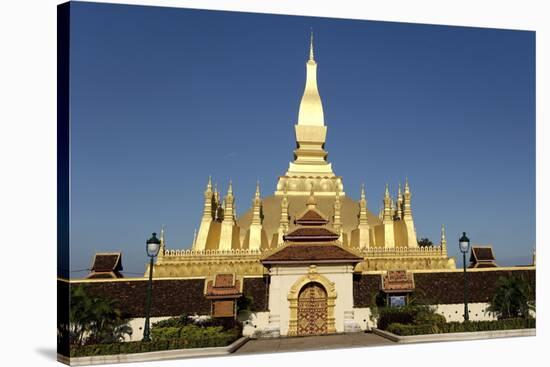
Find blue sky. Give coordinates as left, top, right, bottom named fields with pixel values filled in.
left=67, top=2, right=535, bottom=277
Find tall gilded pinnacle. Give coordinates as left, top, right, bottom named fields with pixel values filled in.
left=202, top=176, right=214, bottom=220
left=440, top=224, right=447, bottom=254
left=396, top=183, right=403, bottom=219
left=359, top=184, right=369, bottom=225
left=358, top=183, right=370, bottom=249
left=251, top=181, right=262, bottom=226
left=403, top=177, right=412, bottom=220
left=382, top=183, right=395, bottom=248
left=223, top=180, right=235, bottom=223
left=383, top=183, right=392, bottom=222
left=249, top=181, right=263, bottom=250
left=194, top=177, right=215, bottom=250
left=219, top=180, right=237, bottom=250
left=298, top=31, right=324, bottom=126
left=402, top=178, right=417, bottom=247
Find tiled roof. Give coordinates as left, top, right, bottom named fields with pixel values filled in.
left=295, top=209, right=328, bottom=224
left=471, top=247, right=495, bottom=261
left=469, top=246, right=497, bottom=268
left=205, top=274, right=242, bottom=299
left=262, top=243, right=363, bottom=264
left=284, top=227, right=339, bottom=241
left=91, top=253, right=122, bottom=272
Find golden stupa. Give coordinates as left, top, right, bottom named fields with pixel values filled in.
left=151, top=33, right=456, bottom=278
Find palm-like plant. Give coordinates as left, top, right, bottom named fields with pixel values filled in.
left=68, top=285, right=132, bottom=345
left=487, top=275, right=534, bottom=319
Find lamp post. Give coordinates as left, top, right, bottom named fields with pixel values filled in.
left=459, top=232, right=471, bottom=322
left=142, top=232, right=161, bottom=342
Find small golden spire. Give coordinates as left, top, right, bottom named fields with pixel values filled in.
left=405, top=177, right=410, bottom=193
left=361, top=183, right=366, bottom=201
left=207, top=175, right=212, bottom=190
left=193, top=228, right=197, bottom=246
left=384, top=183, right=390, bottom=198
left=227, top=179, right=233, bottom=196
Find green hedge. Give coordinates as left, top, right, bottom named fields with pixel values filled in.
left=69, top=332, right=240, bottom=357
left=386, top=318, right=536, bottom=336
left=152, top=324, right=225, bottom=340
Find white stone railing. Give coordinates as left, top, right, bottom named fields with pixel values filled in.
left=361, top=246, right=446, bottom=257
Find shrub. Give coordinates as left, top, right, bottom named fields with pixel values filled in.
left=377, top=305, right=442, bottom=330
left=377, top=306, right=417, bottom=330
left=414, top=310, right=446, bottom=326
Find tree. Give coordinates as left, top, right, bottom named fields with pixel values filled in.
left=68, top=285, right=132, bottom=345
left=417, top=238, right=433, bottom=247
left=486, top=275, right=534, bottom=319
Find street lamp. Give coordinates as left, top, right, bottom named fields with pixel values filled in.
left=143, top=232, right=161, bottom=342
left=459, top=232, right=471, bottom=322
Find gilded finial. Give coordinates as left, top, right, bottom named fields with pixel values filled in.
left=384, top=183, right=390, bottom=197
left=398, top=182, right=402, bottom=196
left=309, top=28, right=315, bottom=61
left=405, top=177, right=410, bottom=193
left=255, top=180, right=261, bottom=198
left=228, top=179, right=233, bottom=195
left=160, top=225, right=165, bottom=244
left=193, top=228, right=197, bottom=246
left=361, top=183, right=366, bottom=200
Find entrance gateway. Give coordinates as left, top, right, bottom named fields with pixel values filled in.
left=261, top=190, right=364, bottom=336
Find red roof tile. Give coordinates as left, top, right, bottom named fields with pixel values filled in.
left=284, top=227, right=339, bottom=241
left=262, top=243, right=363, bottom=264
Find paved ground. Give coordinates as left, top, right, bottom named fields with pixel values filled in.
left=234, top=332, right=394, bottom=355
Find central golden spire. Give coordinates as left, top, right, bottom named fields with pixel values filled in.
left=298, top=31, right=324, bottom=126
left=276, top=30, right=340, bottom=197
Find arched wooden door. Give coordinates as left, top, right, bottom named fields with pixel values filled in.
left=297, top=282, right=328, bottom=336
